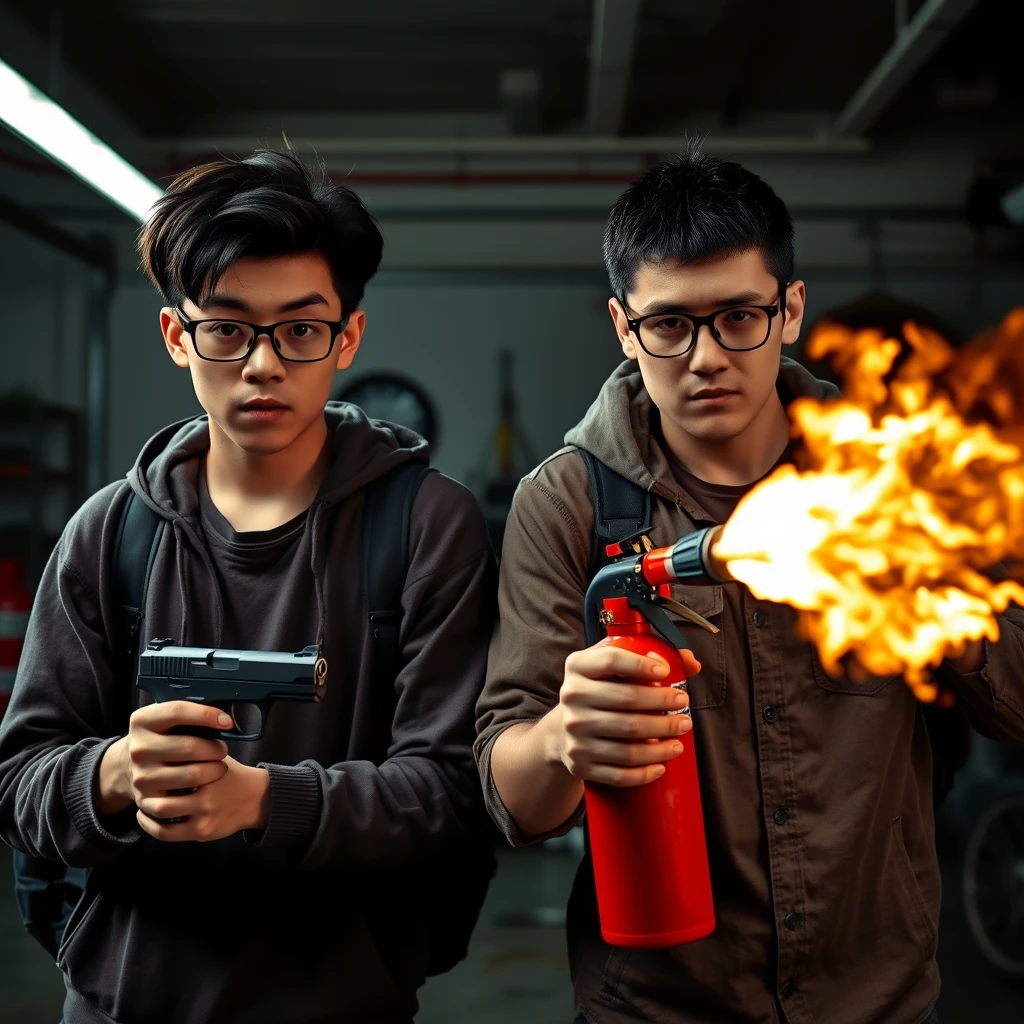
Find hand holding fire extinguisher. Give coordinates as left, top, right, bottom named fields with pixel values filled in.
left=555, top=643, right=699, bottom=785
left=559, top=524, right=730, bottom=949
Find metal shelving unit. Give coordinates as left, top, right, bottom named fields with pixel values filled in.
left=0, top=400, right=85, bottom=589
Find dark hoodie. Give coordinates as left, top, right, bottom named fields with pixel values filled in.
left=0, top=403, right=497, bottom=1024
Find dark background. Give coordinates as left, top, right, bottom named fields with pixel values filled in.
left=0, top=1, right=1022, bottom=1020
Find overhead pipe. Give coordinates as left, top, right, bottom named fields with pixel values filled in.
left=144, top=133, right=872, bottom=159
left=833, top=0, right=983, bottom=137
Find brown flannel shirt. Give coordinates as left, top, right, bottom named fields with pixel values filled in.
left=475, top=358, right=1024, bottom=1024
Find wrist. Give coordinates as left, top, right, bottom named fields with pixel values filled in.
left=244, top=766, right=272, bottom=831
left=95, top=737, right=134, bottom=818
left=536, top=704, right=567, bottom=770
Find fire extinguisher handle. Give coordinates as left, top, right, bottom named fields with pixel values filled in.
left=636, top=598, right=691, bottom=651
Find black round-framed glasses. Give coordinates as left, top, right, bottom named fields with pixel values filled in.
left=174, top=309, right=349, bottom=363
left=623, top=290, right=787, bottom=359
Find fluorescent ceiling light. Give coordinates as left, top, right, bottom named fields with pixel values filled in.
left=0, top=57, right=163, bottom=222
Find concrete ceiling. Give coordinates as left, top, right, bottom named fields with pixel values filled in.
left=1, top=0, right=1020, bottom=148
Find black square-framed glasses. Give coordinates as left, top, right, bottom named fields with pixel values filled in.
left=174, top=308, right=350, bottom=363
left=623, top=287, right=787, bottom=359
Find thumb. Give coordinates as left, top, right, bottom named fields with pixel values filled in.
left=677, top=649, right=702, bottom=677
left=645, top=651, right=671, bottom=674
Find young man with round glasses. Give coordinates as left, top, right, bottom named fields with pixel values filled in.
left=476, top=147, right=1024, bottom=1023
left=0, top=151, right=497, bottom=1024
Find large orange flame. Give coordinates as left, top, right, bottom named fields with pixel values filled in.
left=713, top=309, right=1024, bottom=701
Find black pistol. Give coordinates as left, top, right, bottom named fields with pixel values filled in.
left=136, top=639, right=328, bottom=741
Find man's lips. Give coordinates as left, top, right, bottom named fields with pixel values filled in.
left=240, top=398, right=289, bottom=411
left=690, top=388, right=740, bottom=400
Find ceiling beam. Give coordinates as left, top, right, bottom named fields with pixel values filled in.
left=832, top=0, right=982, bottom=137
left=585, top=0, right=642, bottom=135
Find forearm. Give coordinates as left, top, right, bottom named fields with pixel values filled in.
left=490, top=710, right=584, bottom=839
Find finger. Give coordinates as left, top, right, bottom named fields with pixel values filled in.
left=136, top=809, right=194, bottom=843
left=129, top=731, right=229, bottom=766
left=131, top=701, right=234, bottom=735
left=575, top=762, right=669, bottom=788
left=131, top=759, right=229, bottom=796
left=563, top=678, right=690, bottom=713
left=678, top=649, right=702, bottom=676
left=569, top=706, right=693, bottom=741
left=568, top=646, right=670, bottom=685
left=137, top=793, right=198, bottom=822
left=579, top=737, right=686, bottom=768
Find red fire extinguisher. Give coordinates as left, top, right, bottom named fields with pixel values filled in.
left=582, top=525, right=729, bottom=949
left=0, top=559, right=33, bottom=721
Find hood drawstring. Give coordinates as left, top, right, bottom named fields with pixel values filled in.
left=173, top=521, right=189, bottom=645
left=170, top=516, right=226, bottom=647
left=309, top=501, right=328, bottom=655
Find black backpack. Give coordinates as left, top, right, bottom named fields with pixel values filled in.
left=13, top=461, right=496, bottom=975
left=578, top=447, right=969, bottom=807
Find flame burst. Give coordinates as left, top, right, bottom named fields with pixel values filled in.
left=714, top=309, right=1024, bottom=701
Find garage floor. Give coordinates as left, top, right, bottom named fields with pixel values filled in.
left=0, top=829, right=1020, bottom=1023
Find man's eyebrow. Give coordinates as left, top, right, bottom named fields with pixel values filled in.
left=636, top=292, right=768, bottom=316
left=200, top=292, right=331, bottom=314
left=279, top=292, right=331, bottom=313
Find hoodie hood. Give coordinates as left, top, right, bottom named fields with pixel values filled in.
left=125, top=402, right=429, bottom=648
left=129, top=401, right=429, bottom=523
left=564, top=356, right=841, bottom=496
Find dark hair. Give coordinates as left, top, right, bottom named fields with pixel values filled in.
left=604, top=142, right=794, bottom=302
left=138, top=150, right=383, bottom=314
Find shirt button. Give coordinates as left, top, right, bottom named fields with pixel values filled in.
left=773, top=807, right=788, bottom=826
left=780, top=981, right=795, bottom=999
left=762, top=705, right=779, bottom=724
left=785, top=912, right=802, bottom=931
left=753, top=610, right=767, bottom=627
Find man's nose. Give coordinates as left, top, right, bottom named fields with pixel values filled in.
left=686, top=323, right=731, bottom=374
left=242, top=333, right=285, bottom=378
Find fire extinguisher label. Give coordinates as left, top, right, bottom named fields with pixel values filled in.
left=0, top=668, right=15, bottom=693
left=0, top=611, right=29, bottom=636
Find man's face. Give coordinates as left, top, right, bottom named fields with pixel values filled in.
left=609, top=248, right=806, bottom=446
left=161, top=252, right=364, bottom=456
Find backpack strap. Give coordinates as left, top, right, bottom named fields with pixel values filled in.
left=111, top=491, right=165, bottom=673
left=578, top=447, right=652, bottom=577
left=362, top=463, right=436, bottom=711
left=13, top=489, right=164, bottom=961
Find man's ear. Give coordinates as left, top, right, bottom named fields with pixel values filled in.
left=335, top=309, right=366, bottom=371
left=609, top=297, right=638, bottom=360
left=780, top=281, right=806, bottom=348
left=161, top=308, right=190, bottom=368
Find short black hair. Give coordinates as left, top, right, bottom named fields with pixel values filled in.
left=604, top=142, right=794, bottom=302
left=138, top=150, right=383, bottom=314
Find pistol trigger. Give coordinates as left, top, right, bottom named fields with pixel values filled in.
left=253, top=703, right=267, bottom=741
